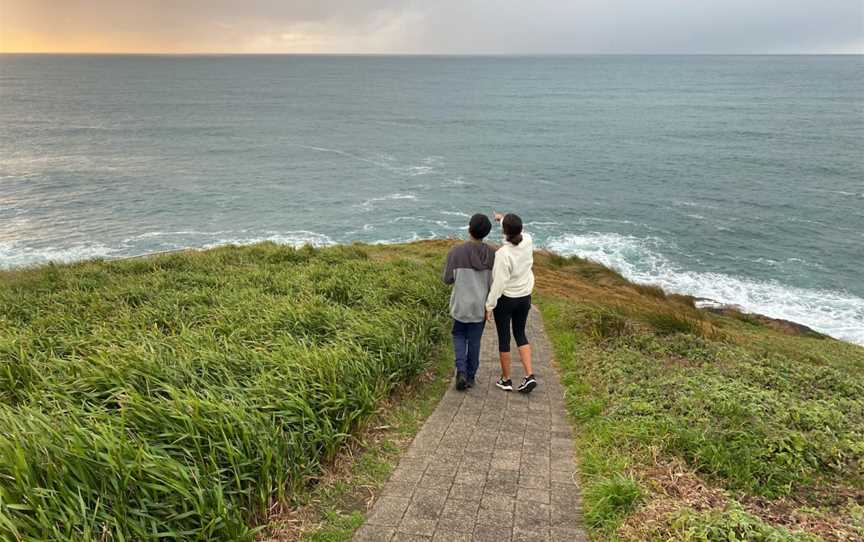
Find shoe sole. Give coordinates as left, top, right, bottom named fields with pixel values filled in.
left=496, top=382, right=513, bottom=391
left=518, top=380, right=537, bottom=394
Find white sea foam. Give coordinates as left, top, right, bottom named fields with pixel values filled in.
left=442, top=176, right=470, bottom=186
left=291, top=144, right=398, bottom=172
left=524, top=221, right=561, bottom=227
left=577, top=216, right=641, bottom=227
left=371, top=232, right=440, bottom=245
left=201, top=231, right=334, bottom=249
left=546, top=232, right=864, bottom=346
left=357, top=193, right=418, bottom=210
left=290, top=144, right=440, bottom=177
left=124, top=230, right=235, bottom=241
left=672, top=200, right=719, bottom=210
left=386, top=216, right=460, bottom=231
left=803, top=187, right=864, bottom=198
left=439, top=211, right=471, bottom=218
left=0, top=231, right=336, bottom=269
left=0, top=240, right=117, bottom=269
left=406, top=166, right=434, bottom=176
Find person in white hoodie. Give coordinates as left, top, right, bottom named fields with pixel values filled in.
left=485, top=212, right=537, bottom=393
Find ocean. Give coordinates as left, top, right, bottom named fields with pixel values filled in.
left=1, top=55, right=862, bottom=344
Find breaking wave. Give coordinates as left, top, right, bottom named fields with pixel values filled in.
left=546, top=232, right=864, bottom=346
left=0, top=240, right=117, bottom=269
left=0, top=232, right=335, bottom=269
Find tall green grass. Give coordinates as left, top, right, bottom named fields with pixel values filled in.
left=0, top=243, right=448, bottom=541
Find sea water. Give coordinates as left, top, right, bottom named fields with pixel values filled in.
left=1, top=55, right=862, bottom=344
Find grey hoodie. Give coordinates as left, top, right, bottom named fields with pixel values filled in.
left=443, top=240, right=496, bottom=323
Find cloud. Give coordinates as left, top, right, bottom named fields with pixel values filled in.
left=410, top=0, right=864, bottom=54
left=0, top=0, right=421, bottom=53
left=0, top=0, right=861, bottom=53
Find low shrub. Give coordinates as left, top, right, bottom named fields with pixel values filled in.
left=633, top=283, right=667, bottom=299
left=592, top=311, right=631, bottom=340
left=662, top=504, right=822, bottom=542
left=583, top=474, right=643, bottom=530
left=644, top=310, right=702, bottom=336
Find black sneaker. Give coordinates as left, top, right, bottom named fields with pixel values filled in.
left=496, top=377, right=513, bottom=391
left=456, top=371, right=468, bottom=391
left=518, top=374, right=537, bottom=394
left=467, top=376, right=476, bottom=388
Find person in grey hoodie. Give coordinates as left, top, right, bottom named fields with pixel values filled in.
left=443, top=213, right=496, bottom=390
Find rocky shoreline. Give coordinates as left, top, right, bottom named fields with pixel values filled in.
left=694, top=297, right=826, bottom=339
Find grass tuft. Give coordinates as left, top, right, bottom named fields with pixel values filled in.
left=590, top=310, right=632, bottom=341
left=633, top=283, right=667, bottom=299
left=584, top=474, right=643, bottom=530
left=643, top=310, right=702, bottom=336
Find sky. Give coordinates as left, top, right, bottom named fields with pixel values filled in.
left=1, top=0, right=862, bottom=54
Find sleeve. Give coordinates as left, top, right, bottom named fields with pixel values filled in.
left=442, top=251, right=455, bottom=284
left=487, top=247, right=496, bottom=270
left=485, top=251, right=511, bottom=311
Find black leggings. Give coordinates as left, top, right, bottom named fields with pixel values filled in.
left=493, top=295, right=531, bottom=353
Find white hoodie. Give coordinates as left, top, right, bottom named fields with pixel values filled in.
left=485, top=232, right=535, bottom=311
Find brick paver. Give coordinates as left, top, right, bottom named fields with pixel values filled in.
left=353, top=307, right=587, bottom=542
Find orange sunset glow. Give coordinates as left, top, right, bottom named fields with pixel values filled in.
left=1, top=0, right=861, bottom=55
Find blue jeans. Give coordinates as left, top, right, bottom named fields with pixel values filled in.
left=452, top=320, right=485, bottom=380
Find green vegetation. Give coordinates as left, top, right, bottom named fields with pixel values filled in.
left=274, top=341, right=453, bottom=542
left=653, top=504, right=822, bottom=542
left=0, top=243, right=449, bottom=541
left=2, top=239, right=862, bottom=542
left=533, top=252, right=864, bottom=541
left=582, top=473, right=643, bottom=530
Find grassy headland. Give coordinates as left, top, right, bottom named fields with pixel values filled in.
left=0, top=243, right=448, bottom=541
left=532, top=251, right=863, bottom=541
left=0, top=240, right=861, bottom=541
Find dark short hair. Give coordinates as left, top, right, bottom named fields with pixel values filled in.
left=468, top=213, right=492, bottom=239
left=502, top=213, right=523, bottom=245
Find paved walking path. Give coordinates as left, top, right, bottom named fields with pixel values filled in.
left=352, top=307, right=587, bottom=542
